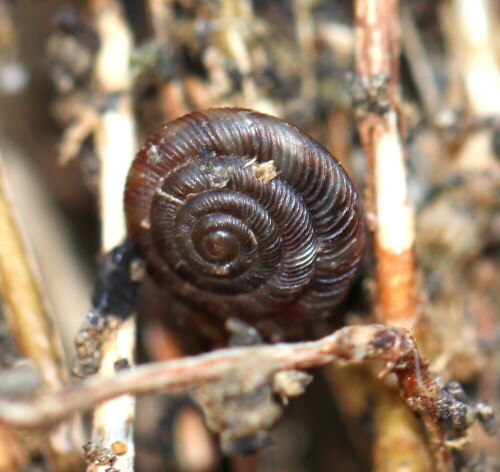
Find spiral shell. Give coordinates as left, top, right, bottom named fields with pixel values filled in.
left=125, top=108, right=365, bottom=327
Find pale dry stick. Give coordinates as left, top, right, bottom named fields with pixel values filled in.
left=440, top=0, right=500, bottom=171
left=3, top=144, right=92, bottom=353
left=89, top=317, right=136, bottom=472
left=0, top=324, right=455, bottom=472
left=92, top=0, right=136, bottom=251
left=0, top=155, right=84, bottom=471
left=87, top=1, right=138, bottom=471
left=353, top=0, right=446, bottom=471
left=451, top=0, right=500, bottom=117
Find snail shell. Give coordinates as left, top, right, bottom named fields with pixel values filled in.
left=125, top=108, right=365, bottom=328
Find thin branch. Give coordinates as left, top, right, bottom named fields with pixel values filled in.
left=0, top=324, right=457, bottom=472
left=88, top=317, right=136, bottom=472
left=86, top=1, right=138, bottom=471
left=354, top=0, right=418, bottom=328
left=2, top=327, right=408, bottom=413
left=92, top=1, right=137, bottom=252
left=353, top=0, right=440, bottom=470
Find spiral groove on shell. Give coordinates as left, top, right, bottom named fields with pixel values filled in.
left=125, top=108, right=365, bottom=324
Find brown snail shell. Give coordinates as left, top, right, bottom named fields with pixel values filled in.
left=125, top=108, right=365, bottom=330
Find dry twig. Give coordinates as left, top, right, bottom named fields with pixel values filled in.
left=0, top=156, right=84, bottom=470
left=352, top=0, right=438, bottom=470
left=354, top=0, right=418, bottom=329
left=85, top=0, right=138, bottom=471
left=0, top=324, right=472, bottom=472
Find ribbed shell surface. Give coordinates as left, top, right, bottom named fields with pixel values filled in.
left=125, top=108, right=365, bottom=326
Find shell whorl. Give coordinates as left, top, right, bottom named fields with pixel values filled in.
left=125, top=108, right=365, bottom=325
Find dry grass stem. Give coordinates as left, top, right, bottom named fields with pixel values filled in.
left=3, top=146, right=92, bottom=352
left=89, top=317, right=136, bottom=472
left=451, top=0, right=500, bottom=117
left=0, top=156, right=84, bottom=470
left=86, top=1, right=138, bottom=470
left=92, top=0, right=136, bottom=251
